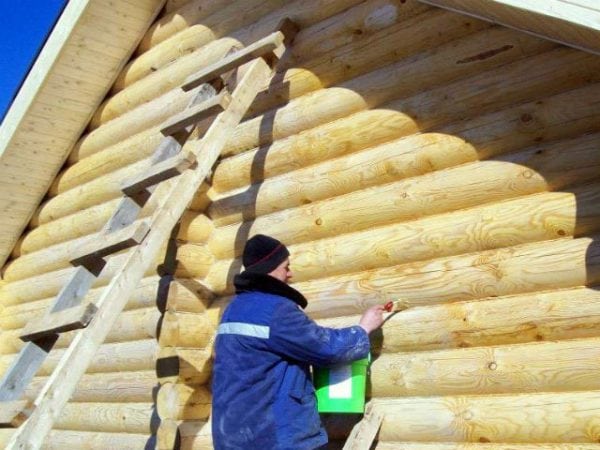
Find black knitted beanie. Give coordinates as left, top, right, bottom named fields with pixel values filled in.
left=242, top=234, right=290, bottom=274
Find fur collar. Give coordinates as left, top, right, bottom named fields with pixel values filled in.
left=233, top=271, right=308, bottom=309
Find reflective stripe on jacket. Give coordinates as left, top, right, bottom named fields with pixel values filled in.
left=211, top=290, right=370, bottom=450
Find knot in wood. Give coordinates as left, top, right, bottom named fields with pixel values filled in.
left=488, top=362, right=497, bottom=370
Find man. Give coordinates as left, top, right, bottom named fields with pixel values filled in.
left=212, top=234, right=385, bottom=449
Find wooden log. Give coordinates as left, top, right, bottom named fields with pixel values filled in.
left=211, top=108, right=418, bottom=194
left=0, top=275, right=166, bottom=330
left=206, top=160, right=551, bottom=276
left=69, top=87, right=195, bottom=164
left=90, top=37, right=237, bottom=128
left=289, top=185, right=600, bottom=283
left=164, top=277, right=215, bottom=313
left=379, top=47, right=600, bottom=131
left=3, top=222, right=169, bottom=284
left=369, top=337, right=600, bottom=397
left=43, top=339, right=159, bottom=376
left=320, top=286, right=600, bottom=352
left=23, top=180, right=210, bottom=256
left=157, top=347, right=212, bottom=385
left=370, top=391, right=600, bottom=442
left=212, top=82, right=600, bottom=197
left=208, top=132, right=471, bottom=226
left=157, top=419, right=210, bottom=450
left=443, top=83, right=600, bottom=161
left=157, top=382, right=212, bottom=420
left=0, top=429, right=155, bottom=450
left=207, top=132, right=600, bottom=262
left=174, top=242, right=215, bottom=279
left=53, top=402, right=157, bottom=434
left=25, top=370, right=157, bottom=403
left=278, top=0, right=431, bottom=71
left=0, top=340, right=158, bottom=380
left=179, top=212, right=214, bottom=243
left=0, top=307, right=161, bottom=354
left=298, top=236, right=600, bottom=319
left=158, top=310, right=216, bottom=348
left=51, top=127, right=162, bottom=196
left=138, top=0, right=284, bottom=53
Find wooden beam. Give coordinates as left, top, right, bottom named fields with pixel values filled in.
left=20, top=302, right=97, bottom=342
left=121, top=152, right=196, bottom=197
left=70, top=221, right=150, bottom=267
left=159, top=90, right=231, bottom=136
left=182, top=30, right=284, bottom=91
left=418, top=0, right=600, bottom=55
left=0, top=338, right=57, bottom=402
left=343, top=402, right=383, bottom=450
left=0, top=401, right=30, bottom=428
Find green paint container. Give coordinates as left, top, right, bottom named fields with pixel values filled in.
left=313, top=355, right=370, bottom=413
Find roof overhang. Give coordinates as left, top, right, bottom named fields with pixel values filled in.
left=0, top=0, right=164, bottom=268
left=419, top=0, right=600, bottom=55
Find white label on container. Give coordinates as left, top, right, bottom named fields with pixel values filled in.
left=328, top=365, right=352, bottom=399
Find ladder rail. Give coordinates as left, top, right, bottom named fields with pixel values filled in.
left=5, top=56, right=273, bottom=450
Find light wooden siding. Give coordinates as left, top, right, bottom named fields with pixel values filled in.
left=0, top=0, right=165, bottom=269
left=0, top=0, right=599, bottom=447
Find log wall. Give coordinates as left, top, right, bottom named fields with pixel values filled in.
left=1, top=0, right=599, bottom=448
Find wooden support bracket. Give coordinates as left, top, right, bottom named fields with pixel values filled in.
left=160, top=89, right=232, bottom=136
left=343, top=402, right=384, bottom=450
left=121, top=151, right=197, bottom=197
left=0, top=400, right=31, bottom=428
left=20, top=302, right=98, bottom=342
left=70, top=221, right=151, bottom=267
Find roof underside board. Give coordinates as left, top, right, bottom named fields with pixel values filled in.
left=419, top=0, right=600, bottom=55
left=0, top=0, right=165, bottom=268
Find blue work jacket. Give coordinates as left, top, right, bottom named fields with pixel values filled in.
left=212, top=289, right=370, bottom=450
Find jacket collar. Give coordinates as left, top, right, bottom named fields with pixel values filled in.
left=233, top=271, right=308, bottom=309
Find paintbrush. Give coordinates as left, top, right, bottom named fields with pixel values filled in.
left=383, top=299, right=409, bottom=312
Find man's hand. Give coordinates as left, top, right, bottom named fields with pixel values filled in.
left=358, top=305, right=386, bottom=334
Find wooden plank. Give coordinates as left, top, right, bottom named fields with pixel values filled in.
left=0, top=400, right=30, bottom=428
left=70, top=221, right=150, bottom=267
left=5, top=55, right=275, bottom=449
left=419, top=0, right=600, bottom=55
left=343, top=402, right=383, bottom=450
left=120, top=151, right=196, bottom=197
left=182, top=30, right=284, bottom=91
left=0, top=338, right=57, bottom=402
left=160, top=90, right=232, bottom=136
left=20, top=302, right=97, bottom=342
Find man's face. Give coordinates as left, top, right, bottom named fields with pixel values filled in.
left=268, top=258, right=293, bottom=284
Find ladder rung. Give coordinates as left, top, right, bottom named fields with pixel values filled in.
left=160, top=90, right=231, bottom=136
left=182, top=31, right=285, bottom=91
left=121, top=151, right=196, bottom=197
left=0, top=400, right=31, bottom=427
left=20, top=302, right=98, bottom=342
left=70, top=221, right=151, bottom=267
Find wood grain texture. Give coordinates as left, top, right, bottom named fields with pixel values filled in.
left=296, top=236, right=600, bottom=319
left=370, top=391, right=600, bottom=442
left=317, top=286, right=600, bottom=352
left=157, top=347, right=212, bottom=385
left=156, top=382, right=211, bottom=420
left=91, top=38, right=237, bottom=127
left=52, top=402, right=157, bottom=434
left=369, top=337, right=600, bottom=396
left=0, top=429, right=154, bottom=450
left=25, top=370, right=157, bottom=403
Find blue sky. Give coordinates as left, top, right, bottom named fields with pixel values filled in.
left=0, top=0, right=67, bottom=123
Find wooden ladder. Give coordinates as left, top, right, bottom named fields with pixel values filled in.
left=0, top=20, right=297, bottom=449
